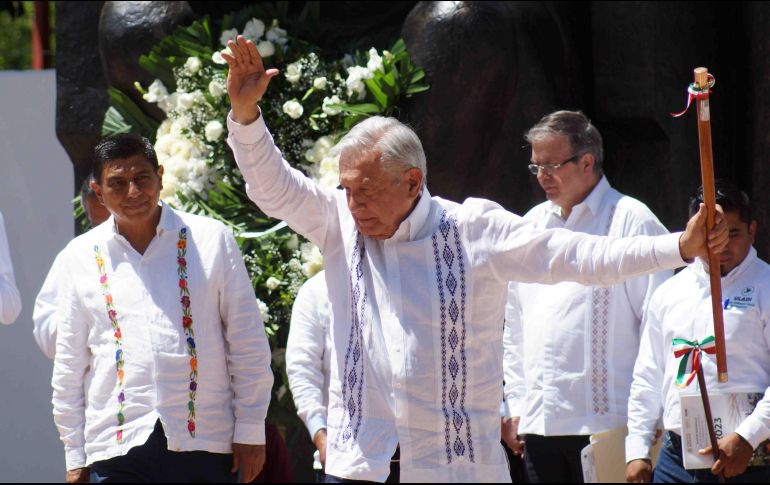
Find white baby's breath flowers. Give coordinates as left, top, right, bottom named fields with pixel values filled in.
left=242, top=18, right=265, bottom=41
left=219, top=28, right=238, bottom=47
left=313, top=76, right=327, bottom=90
left=257, top=40, right=275, bottom=58
left=204, top=120, right=224, bottom=142
left=282, top=99, right=304, bottom=119
left=285, top=62, right=302, bottom=84
left=184, top=56, right=202, bottom=75
left=322, top=95, right=342, bottom=116
left=265, top=276, right=281, bottom=291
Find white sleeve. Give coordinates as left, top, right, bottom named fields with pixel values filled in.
left=219, top=229, right=274, bottom=445
left=0, top=212, right=21, bottom=325
left=51, top=256, right=90, bottom=470
left=734, top=304, right=770, bottom=448
left=286, top=274, right=329, bottom=439
left=502, top=281, right=525, bottom=418
left=226, top=112, right=340, bottom=253
left=465, top=201, right=685, bottom=287
left=625, top=293, right=667, bottom=462
left=33, top=252, right=64, bottom=359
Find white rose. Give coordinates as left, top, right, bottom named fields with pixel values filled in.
left=322, top=95, right=342, bottom=116
left=208, top=80, right=225, bottom=98
left=313, top=76, right=327, bottom=90
left=285, top=62, right=302, bottom=84
left=156, top=119, right=173, bottom=137
left=304, top=147, right=320, bottom=164
left=265, top=276, right=281, bottom=291
left=317, top=154, right=341, bottom=190
left=184, top=56, right=202, bottom=75
left=204, top=120, right=224, bottom=142
left=345, top=66, right=372, bottom=100
left=242, top=18, right=265, bottom=41
left=282, top=99, right=304, bottom=119
left=177, top=92, right=196, bottom=110
left=315, top=136, right=334, bottom=153
left=367, top=47, right=384, bottom=73
left=211, top=50, right=226, bottom=65
left=300, top=242, right=324, bottom=277
left=159, top=92, right=178, bottom=113
left=219, top=28, right=238, bottom=47
left=256, top=298, right=271, bottom=322
left=286, top=234, right=299, bottom=251
left=256, top=40, right=275, bottom=58
left=266, top=23, right=288, bottom=45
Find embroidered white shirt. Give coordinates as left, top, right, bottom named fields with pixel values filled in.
left=52, top=203, right=273, bottom=470
left=227, top=112, right=687, bottom=483
left=503, top=177, right=672, bottom=435
left=625, top=248, right=770, bottom=462
left=0, top=210, right=21, bottom=325
left=286, top=270, right=333, bottom=440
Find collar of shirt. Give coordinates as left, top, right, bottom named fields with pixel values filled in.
left=692, top=247, right=758, bottom=287
left=545, top=175, right=611, bottom=221
left=387, top=188, right=432, bottom=242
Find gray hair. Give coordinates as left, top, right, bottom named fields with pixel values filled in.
left=331, top=116, right=427, bottom=186
left=525, top=110, right=604, bottom=173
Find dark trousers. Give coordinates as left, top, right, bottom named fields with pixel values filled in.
left=90, top=420, right=235, bottom=483
left=523, top=434, right=589, bottom=483
left=653, top=431, right=770, bottom=483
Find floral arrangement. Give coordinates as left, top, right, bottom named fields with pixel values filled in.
left=98, top=5, right=428, bottom=425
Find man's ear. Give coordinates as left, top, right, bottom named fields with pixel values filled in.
left=406, top=167, right=423, bottom=197
left=90, top=179, right=104, bottom=203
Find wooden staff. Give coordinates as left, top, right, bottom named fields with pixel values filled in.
left=693, top=67, right=728, bottom=383
left=696, top=356, right=724, bottom=482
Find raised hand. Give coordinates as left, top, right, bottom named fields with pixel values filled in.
left=679, top=203, right=729, bottom=261
left=222, top=35, right=280, bottom=125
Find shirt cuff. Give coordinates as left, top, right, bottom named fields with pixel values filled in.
left=502, top=398, right=523, bottom=419
left=653, top=232, right=687, bottom=269
left=226, top=109, right=267, bottom=146
left=306, top=413, right=327, bottom=440
left=233, top=420, right=266, bottom=445
left=65, top=446, right=87, bottom=471
left=735, top=415, right=770, bottom=450
left=625, top=434, right=652, bottom=463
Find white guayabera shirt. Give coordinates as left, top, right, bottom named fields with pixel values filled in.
left=228, top=113, right=688, bottom=483
left=0, top=210, right=21, bottom=325
left=286, top=271, right=332, bottom=440
left=52, top=203, right=273, bottom=470
left=503, top=177, right=672, bottom=436
left=625, top=248, right=770, bottom=462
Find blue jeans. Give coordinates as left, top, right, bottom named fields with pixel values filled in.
left=653, top=431, right=770, bottom=483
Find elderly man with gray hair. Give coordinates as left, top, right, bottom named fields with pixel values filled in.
left=222, top=36, right=727, bottom=483
left=501, top=110, right=672, bottom=483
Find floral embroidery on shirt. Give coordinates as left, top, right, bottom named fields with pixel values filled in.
left=94, top=227, right=198, bottom=442
left=94, top=245, right=126, bottom=443
left=337, top=232, right=367, bottom=447
left=432, top=211, right=475, bottom=464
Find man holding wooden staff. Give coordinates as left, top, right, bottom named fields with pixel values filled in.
left=625, top=181, right=770, bottom=483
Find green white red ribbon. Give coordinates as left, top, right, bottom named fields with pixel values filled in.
left=672, top=336, right=717, bottom=388
left=671, top=73, right=715, bottom=118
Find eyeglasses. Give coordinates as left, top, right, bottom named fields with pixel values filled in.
left=527, top=154, right=581, bottom=176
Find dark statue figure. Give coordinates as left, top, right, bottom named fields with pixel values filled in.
left=55, top=0, right=768, bottom=255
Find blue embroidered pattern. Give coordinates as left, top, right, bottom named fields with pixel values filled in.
left=431, top=211, right=475, bottom=464
left=337, top=232, right=367, bottom=448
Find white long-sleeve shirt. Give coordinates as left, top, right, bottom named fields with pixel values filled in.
left=33, top=251, right=63, bottom=359
left=503, top=177, right=672, bottom=435
left=0, top=210, right=21, bottom=325
left=52, top=203, right=273, bottom=470
left=626, top=248, right=770, bottom=462
left=227, top=113, right=687, bottom=483
left=286, top=271, right=332, bottom=440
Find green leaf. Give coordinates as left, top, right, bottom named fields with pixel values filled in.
left=363, top=78, right=388, bottom=109
left=339, top=103, right=381, bottom=115
left=102, top=107, right=133, bottom=136
left=105, top=88, right=159, bottom=140
left=406, top=84, right=431, bottom=95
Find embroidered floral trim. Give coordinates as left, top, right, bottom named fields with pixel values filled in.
left=94, top=245, right=126, bottom=443
left=177, top=227, right=198, bottom=437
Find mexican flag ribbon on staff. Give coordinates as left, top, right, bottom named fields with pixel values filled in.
left=670, top=73, right=715, bottom=117
left=672, top=336, right=717, bottom=388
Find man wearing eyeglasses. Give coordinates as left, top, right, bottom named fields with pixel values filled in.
left=502, top=110, right=673, bottom=482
